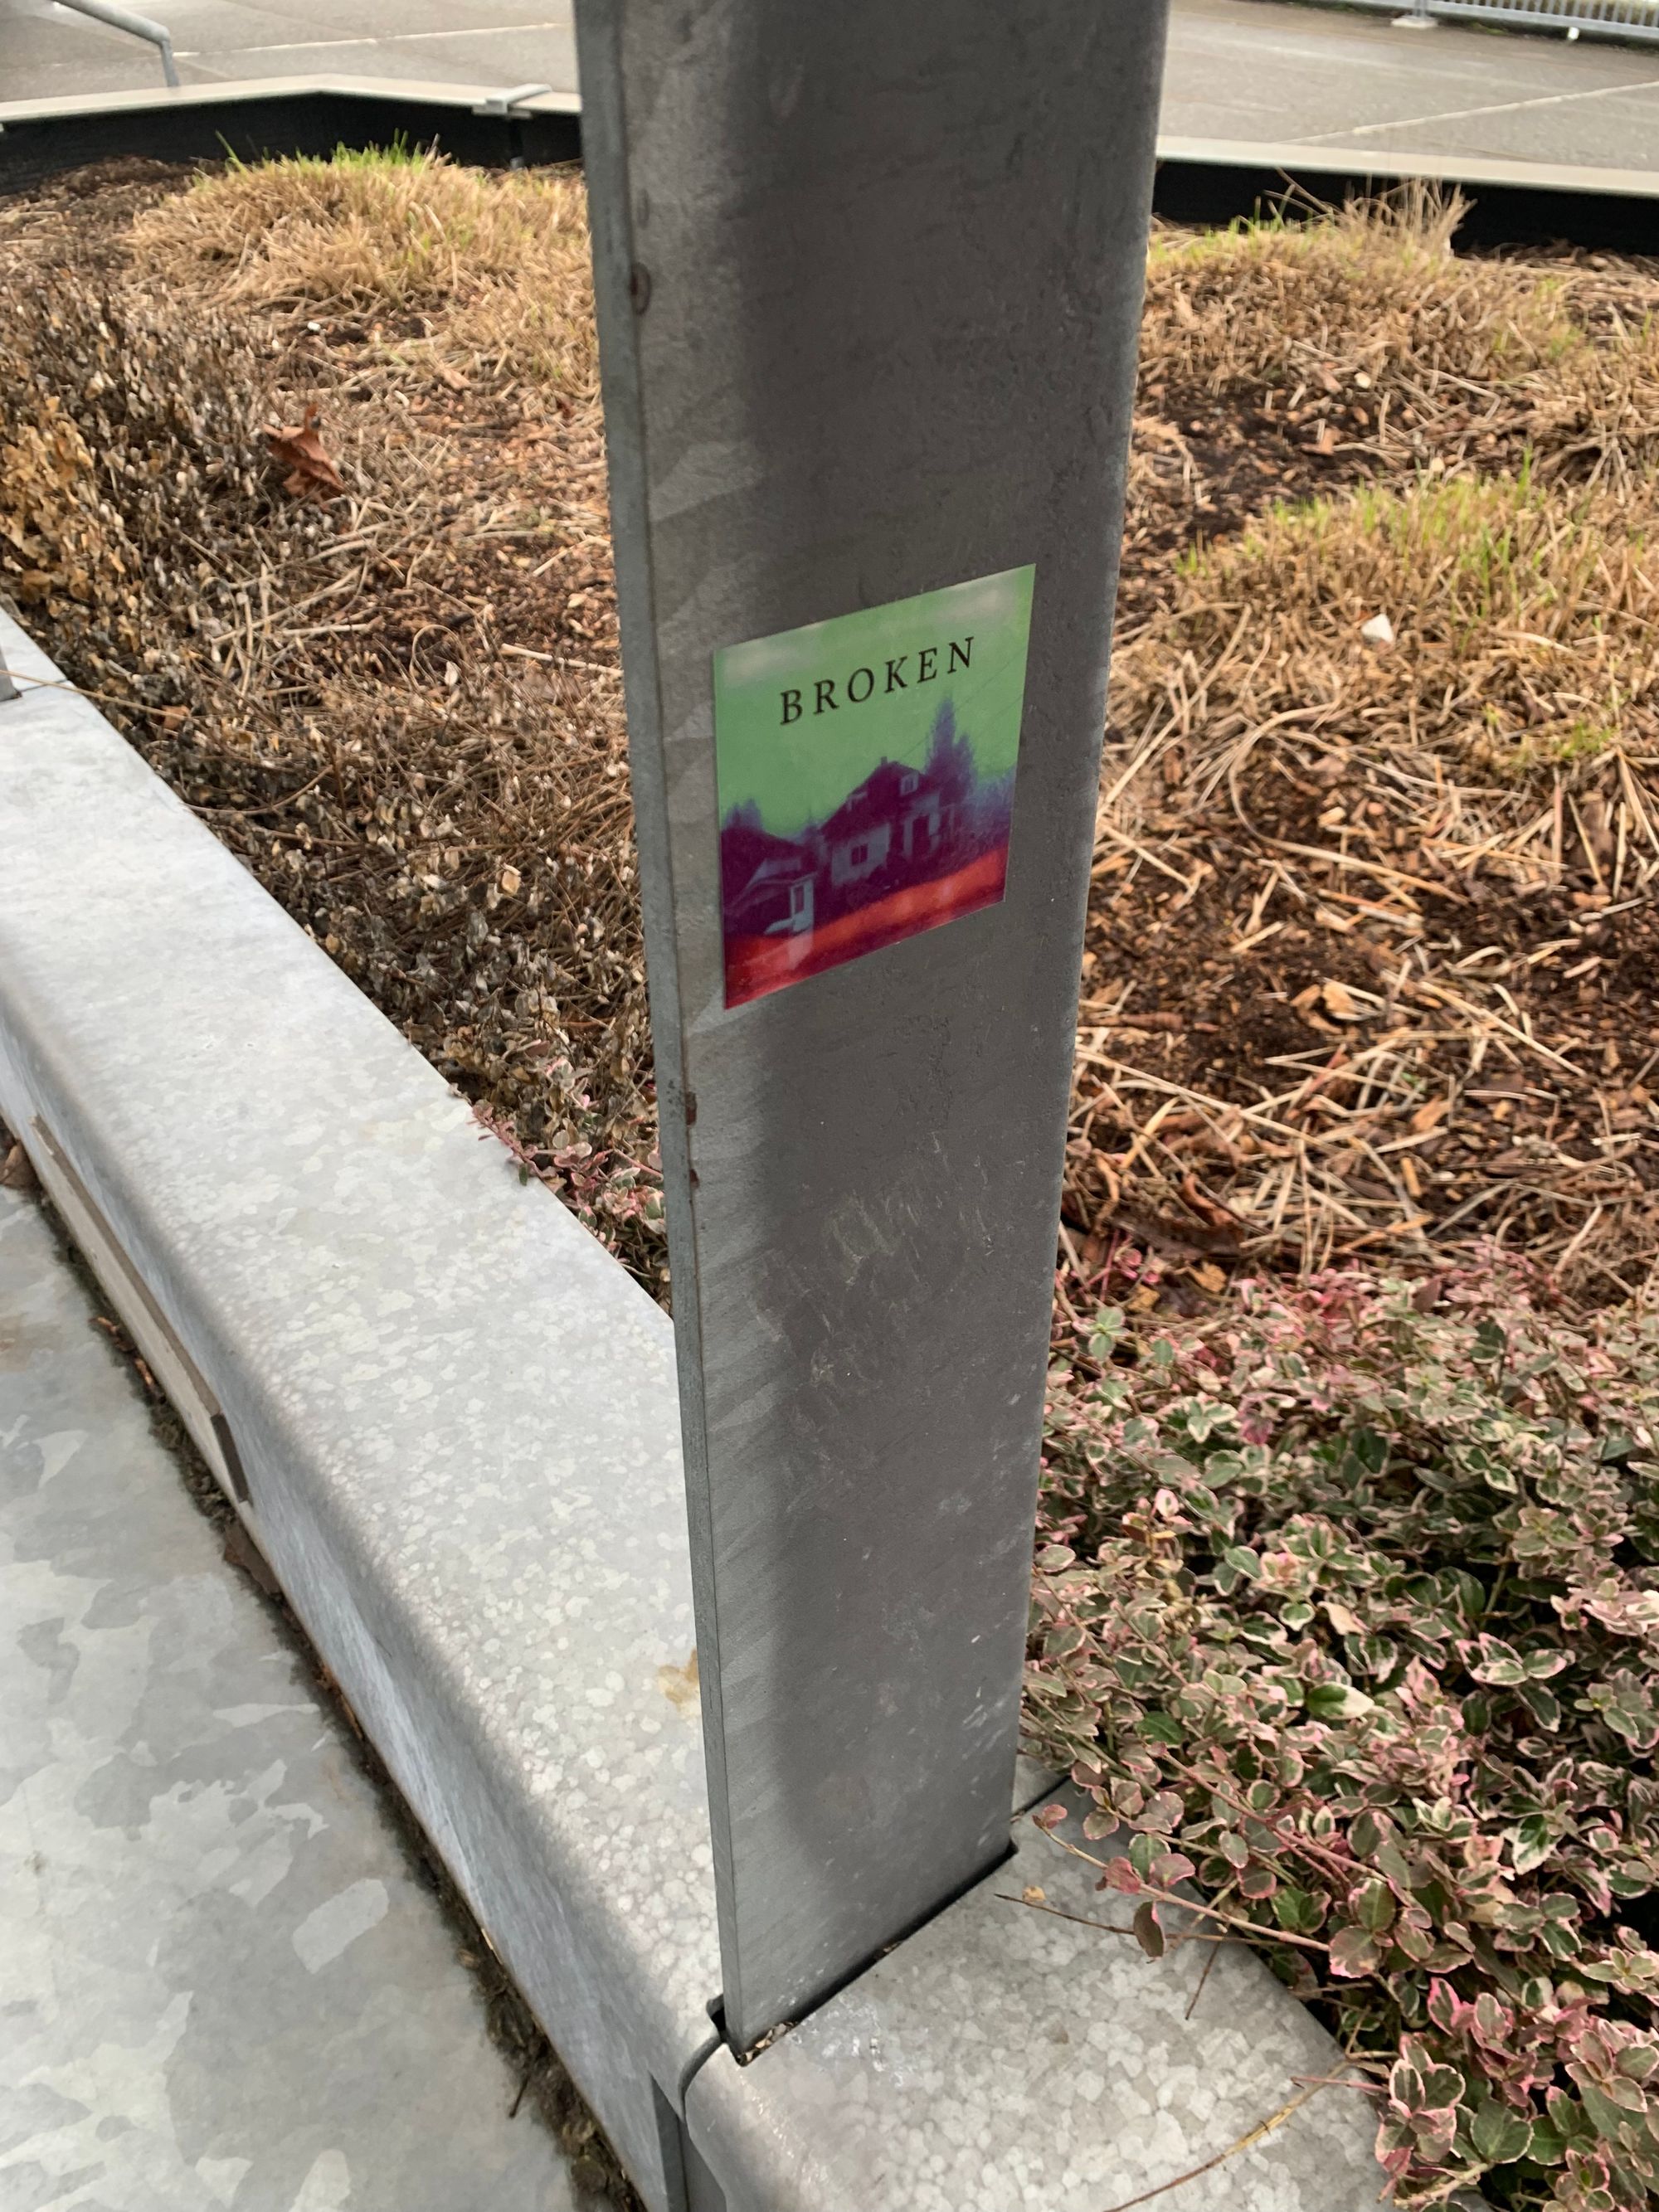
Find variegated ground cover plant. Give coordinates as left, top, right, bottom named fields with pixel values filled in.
left=1028, top=1266, right=1659, bottom=2209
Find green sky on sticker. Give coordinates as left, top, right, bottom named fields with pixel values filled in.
left=713, top=565, right=1034, bottom=837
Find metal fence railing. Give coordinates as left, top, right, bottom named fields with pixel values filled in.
left=1339, top=0, right=1659, bottom=43
left=47, top=0, right=179, bottom=85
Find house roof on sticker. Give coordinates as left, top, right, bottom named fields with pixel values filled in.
left=822, top=760, right=937, bottom=844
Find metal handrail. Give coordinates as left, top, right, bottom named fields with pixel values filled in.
left=51, top=0, right=179, bottom=85
left=1319, top=0, right=1659, bottom=41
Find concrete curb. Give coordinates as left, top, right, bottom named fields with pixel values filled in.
left=5, top=73, right=1659, bottom=249
left=1155, top=129, right=1659, bottom=203
left=0, top=612, right=718, bottom=2212
left=0, top=626, right=1384, bottom=2208
left=0, top=71, right=579, bottom=125
left=0, top=75, right=581, bottom=185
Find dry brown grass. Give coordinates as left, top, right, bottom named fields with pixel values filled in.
left=1113, top=469, right=1659, bottom=864
left=1142, top=187, right=1659, bottom=484
left=1041, top=194, right=1659, bottom=1315
left=1145, top=189, right=1573, bottom=404
left=1070, top=459, right=1659, bottom=1310
left=5, top=163, right=1658, bottom=1320
left=1126, top=191, right=1659, bottom=613
left=0, top=154, right=658, bottom=1291
left=130, top=147, right=596, bottom=390
left=0, top=271, right=309, bottom=692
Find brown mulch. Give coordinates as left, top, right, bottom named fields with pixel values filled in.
left=1066, top=780, right=1657, bottom=1311
left=1064, top=206, right=1659, bottom=1315
left=2, top=161, right=1657, bottom=1318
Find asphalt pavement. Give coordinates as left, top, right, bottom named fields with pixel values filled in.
left=5, top=0, right=1659, bottom=178
left=1166, top=0, right=1659, bottom=168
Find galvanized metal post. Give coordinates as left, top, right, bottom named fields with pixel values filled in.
left=577, top=0, right=1169, bottom=2056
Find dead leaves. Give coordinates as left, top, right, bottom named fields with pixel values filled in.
left=265, top=403, right=345, bottom=499
left=1, top=411, right=130, bottom=609
left=1, top=1140, right=39, bottom=1193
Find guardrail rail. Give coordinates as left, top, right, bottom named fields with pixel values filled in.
left=1342, top=0, right=1659, bottom=44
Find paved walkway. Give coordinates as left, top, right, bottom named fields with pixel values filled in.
left=0, top=1182, right=586, bottom=2212
left=5, top=0, right=1659, bottom=177
left=1167, top=0, right=1659, bottom=170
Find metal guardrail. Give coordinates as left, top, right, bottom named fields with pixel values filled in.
left=50, top=0, right=178, bottom=85
left=1353, top=0, right=1659, bottom=42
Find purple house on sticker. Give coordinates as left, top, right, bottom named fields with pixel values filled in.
left=820, top=760, right=947, bottom=891
left=722, top=758, right=954, bottom=941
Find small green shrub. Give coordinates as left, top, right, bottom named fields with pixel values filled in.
left=1028, top=1266, right=1659, bottom=2210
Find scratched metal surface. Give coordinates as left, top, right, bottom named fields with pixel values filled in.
left=0, top=1183, right=578, bottom=2212
left=578, top=0, right=1171, bottom=2051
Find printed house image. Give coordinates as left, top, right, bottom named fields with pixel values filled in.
left=825, top=761, right=945, bottom=888
left=713, top=566, right=1034, bottom=1006
left=727, top=757, right=954, bottom=945
left=719, top=700, right=1016, bottom=1005
left=722, top=826, right=820, bottom=940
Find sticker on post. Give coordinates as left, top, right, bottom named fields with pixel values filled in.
left=713, top=565, right=1035, bottom=1009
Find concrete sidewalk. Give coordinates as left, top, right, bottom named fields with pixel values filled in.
left=5, top=0, right=1659, bottom=177
left=0, top=1179, right=590, bottom=2212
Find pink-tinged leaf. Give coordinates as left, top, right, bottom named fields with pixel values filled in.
left=1138, top=1790, right=1184, bottom=1833
left=1350, top=1807, right=1394, bottom=1860
left=1426, top=1979, right=1463, bottom=2035
left=1097, top=1856, right=1142, bottom=1894
left=1470, top=2101, right=1533, bottom=2167
left=1132, top=1900, right=1166, bottom=1959
left=1151, top=1851, right=1196, bottom=1887
left=1389, top=2059, right=1426, bottom=2114
left=1409, top=2106, right=1458, bottom=2163
left=1033, top=1801, right=1068, bottom=1830
left=1469, top=1635, right=1527, bottom=1686
left=1374, top=1840, right=1417, bottom=1894
left=1525, top=2116, right=1568, bottom=2168
left=1472, top=1992, right=1514, bottom=2050
left=1546, top=2085, right=1593, bottom=2143
left=1507, top=1813, right=1557, bottom=1876
left=1329, top=1925, right=1384, bottom=1978
left=1274, top=1885, right=1324, bottom=1935
left=1354, top=1879, right=1397, bottom=1935
left=1418, top=2066, right=1465, bottom=2112
left=1393, top=1909, right=1436, bottom=1964
left=1374, top=2127, right=1414, bottom=2185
